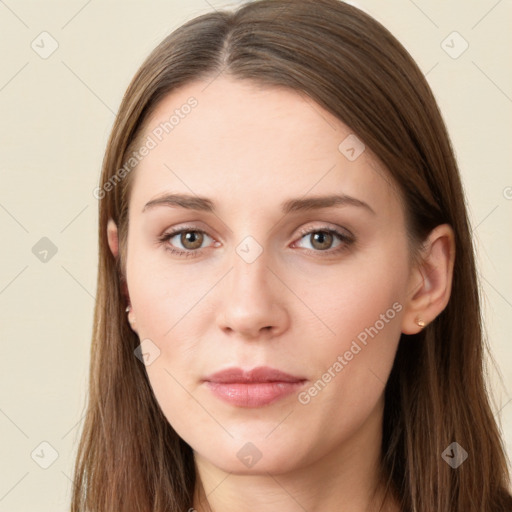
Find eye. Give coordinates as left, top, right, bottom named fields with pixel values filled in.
left=158, top=227, right=216, bottom=257
left=157, top=224, right=355, bottom=258
left=293, top=226, right=354, bottom=255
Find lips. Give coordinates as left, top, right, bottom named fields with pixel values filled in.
left=202, top=366, right=307, bottom=408
left=204, top=366, right=305, bottom=384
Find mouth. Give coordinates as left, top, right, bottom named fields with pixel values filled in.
left=202, top=366, right=307, bottom=408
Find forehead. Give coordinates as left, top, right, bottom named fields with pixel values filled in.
left=128, top=77, right=401, bottom=218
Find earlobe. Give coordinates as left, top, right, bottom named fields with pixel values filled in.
left=107, top=218, right=119, bottom=258
left=107, top=218, right=137, bottom=333
left=126, top=305, right=138, bottom=334
left=401, top=224, right=456, bottom=334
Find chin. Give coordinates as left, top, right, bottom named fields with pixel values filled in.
left=194, top=437, right=308, bottom=476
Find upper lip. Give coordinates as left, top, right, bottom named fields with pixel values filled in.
left=203, top=366, right=306, bottom=384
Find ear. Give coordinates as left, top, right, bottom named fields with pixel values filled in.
left=107, top=218, right=138, bottom=333
left=107, top=218, right=119, bottom=258
left=401, top=224, right=456, bottom=334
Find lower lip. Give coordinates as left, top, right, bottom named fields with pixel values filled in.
left=204, top=381, right=306, bottom=407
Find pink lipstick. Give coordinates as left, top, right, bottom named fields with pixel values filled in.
left=203, top=366, right=307, bottom=408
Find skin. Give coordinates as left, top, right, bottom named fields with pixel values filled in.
left=107, top=76, right=455, bottom=512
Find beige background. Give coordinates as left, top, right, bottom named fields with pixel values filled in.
left=0, top=0, right=511, bottom=510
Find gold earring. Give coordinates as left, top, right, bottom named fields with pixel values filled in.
left=416, top=318, right=425, bottom=328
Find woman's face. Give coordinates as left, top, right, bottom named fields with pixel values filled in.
left=118, top=77, right=416, bottom=475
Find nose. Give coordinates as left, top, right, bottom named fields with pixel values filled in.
left=216, top=246, right=290, bottom=340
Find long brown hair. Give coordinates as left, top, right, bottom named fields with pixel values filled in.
left=71, top=1, right=512, bottom=510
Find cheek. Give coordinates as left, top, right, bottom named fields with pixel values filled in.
left=302, top=247, right=406, bottom=342
left=126, top=252, right=213, bottom=436
left=292, top=245, right=407, bottom=401
left=126, top=241, right=208, bottom=339
left=126, top=246, right=219, bottom=401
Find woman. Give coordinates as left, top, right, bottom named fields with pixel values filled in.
left=71, top=0, right=512, bottom=510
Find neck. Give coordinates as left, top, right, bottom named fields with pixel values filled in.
left=192, top=395, right=399, bottom=512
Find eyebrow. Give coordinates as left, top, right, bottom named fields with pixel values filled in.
left=142, top=193, right=376, bottom=215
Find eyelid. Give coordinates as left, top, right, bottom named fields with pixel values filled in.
left=292, top=224, right=355, bottom=254
left=158, top=224, right=217, bottom=248
left=295, top=222, right=354, bottom=240
left=158, top=222, right=355, bottom=257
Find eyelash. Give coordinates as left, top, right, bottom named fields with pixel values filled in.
left=157, top=225, right=355, bottom=259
